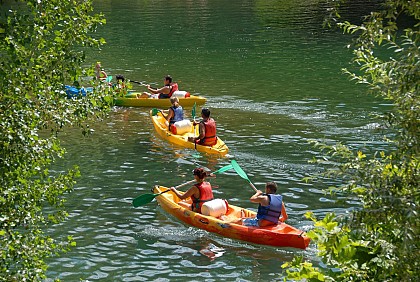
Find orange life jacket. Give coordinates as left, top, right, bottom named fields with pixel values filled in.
left=168, top=83, right=178, bottom=97
left=192, top=182, right=214, bottom=213
left=200, top=118, right=217, bottom=146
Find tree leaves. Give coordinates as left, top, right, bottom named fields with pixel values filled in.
left=1, top=0, right=112, bottom=280
left=284, top=0, right=420, bottom=281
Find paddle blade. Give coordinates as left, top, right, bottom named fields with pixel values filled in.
left=191, top=102, right=196, bottom=119
left=231, top=160, right=251, bottom=182
left=213, top=164, right=233, bottom=174
left=151, top=108, right=160, bottom=116
left=132, top=193, right=159, bottom=207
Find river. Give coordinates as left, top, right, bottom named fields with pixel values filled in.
left=46, top=0, right=388, bottom=281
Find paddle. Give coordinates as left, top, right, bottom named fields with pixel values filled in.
left=132, top=163, right=234, bottom=207
left=151, top=108, right=163, bottom=116
left=191, top=102, right=198, bottom=149
left=208, top=163, right=234, bottom=176
left=231, top=160, right=258, bottom=192
left=192, top=102, right=197, bottom=120
left=131, top=80, right=147, bottom=86
left=105, top=75, right=113, bottom=83
left=132, top=179, right=196, bottom=207
left=131, top=80, right=157, bottom=90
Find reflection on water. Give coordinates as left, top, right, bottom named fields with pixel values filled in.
left=199, top=243, right=226, bottom=261
left=45, top=0, right=388, bottom=281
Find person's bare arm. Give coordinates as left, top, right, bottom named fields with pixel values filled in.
left=249, top=190, right=270, bottom=206
left=148, top=85, right=169, bottom=94
left=166, top=108, right=174, bottom=122
left=197, top=123, right=205, bottom=140
left=280, top=202, right=288, bottom=222
left=189, top=122, right=205, bottom=142
left=171, top=186, right=197, bottom=200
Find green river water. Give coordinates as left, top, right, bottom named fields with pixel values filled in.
left=46, top=0, right=389, bottom=281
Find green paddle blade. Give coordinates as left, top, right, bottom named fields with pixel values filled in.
left=191, top=102, right=196, bottom=119
left=231, top=160, right=251, bottom=183
left=132, top=193, right=159, bottom=207
left=151, top=108, right=160, bottom=116
left=213, top=164, right=233, bottom=174
left=105, top=75, right=113, bottom=83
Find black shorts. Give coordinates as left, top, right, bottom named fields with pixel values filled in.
left=158, top=93, right=170, bottom=99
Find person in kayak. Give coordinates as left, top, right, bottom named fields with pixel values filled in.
left=170, top=167, right=214, bottom=214
left=188, top=108, right=217, bottom=146
left=163, top=96, right=184, bottom=128
left=137, top=75, right=178, bottom=99
left=113, top=74, right=128, bottom=95
left=95, top=62, right=108, bottom=81
left=241, top=182, right=288, bottom=227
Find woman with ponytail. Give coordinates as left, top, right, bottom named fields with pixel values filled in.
left=170, top=167, right=214, bottom=214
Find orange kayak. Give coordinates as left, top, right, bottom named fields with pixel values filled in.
left=150, top=110, right=229, bottom=156
left=153, top=185, right=311, bottom=249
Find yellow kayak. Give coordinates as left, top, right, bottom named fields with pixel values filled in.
left=153, top=185, right=311, bottom=249
left=115, top=93, right=206, bottom=107
left=150, top=110, right=229, bottom=156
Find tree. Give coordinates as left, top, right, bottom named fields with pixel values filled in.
left=283, top=0, right=419, bottom=281
left=0, top=0, right=112, bottom=280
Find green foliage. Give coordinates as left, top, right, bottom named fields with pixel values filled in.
left=0, top=0, right=112, bottom=280
left=283, top=255, right=326, bottom=281
left=283, top=0, right=419, bottom=281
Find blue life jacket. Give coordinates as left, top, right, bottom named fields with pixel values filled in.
left=170, top=105, right=184, bottom=124
left=256, top=194, right=282, bottom=223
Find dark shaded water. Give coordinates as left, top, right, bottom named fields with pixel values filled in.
left=46, top=1, right=388, bottom=281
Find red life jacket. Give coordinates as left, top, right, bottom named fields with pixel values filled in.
left=168, top=83, right=178, bottom=97
left=200, top=118, right=217, bottom=146
left=192, top=182, right=214, bottom=213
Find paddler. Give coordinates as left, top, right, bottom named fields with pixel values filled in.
left=137, top=75, right=178, bottom=99
left=188, top=108, right=217, bottom=146
left=113, top=74, right=128, bottom=95
left=95, top=62, right=108, bottom=81
left=170, top=167, right=214, bottom=214
left=241, top=182, right=288, bottom=227
left=163, top=96, right=184, bottom=128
